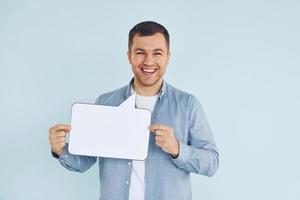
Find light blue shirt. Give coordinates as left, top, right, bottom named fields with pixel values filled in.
left=53, top=79, right=219, bottom=200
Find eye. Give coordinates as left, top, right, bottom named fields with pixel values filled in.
left=136, top=52, right=145, bottom=55
left=154, top=52, right=162, bottom=56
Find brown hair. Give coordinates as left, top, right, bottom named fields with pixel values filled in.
left=128, top=21, right=170, bottom=51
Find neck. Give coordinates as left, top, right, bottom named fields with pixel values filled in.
left=133, top=79, right=163, bottom=96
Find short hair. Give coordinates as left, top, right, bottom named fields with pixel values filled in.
left=128, top=21, right=170, bottom=51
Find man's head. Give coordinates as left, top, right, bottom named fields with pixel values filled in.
left=128, top=21, right=170, bottom=52
left=127, top=21, right=170, bottom=95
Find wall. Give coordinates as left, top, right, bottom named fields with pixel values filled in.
left=1, top=0, right=299, bottom=199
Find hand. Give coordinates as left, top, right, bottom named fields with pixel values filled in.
left=148, top=124, right=179, bottom=158
left=49, top=124, right=71, bottom=156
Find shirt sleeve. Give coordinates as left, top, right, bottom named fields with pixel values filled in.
left=50, top=96, right=104, bottom=172
left=171, top=96, right=219, bottom=177
left=52, top=143, right=97, bottom=173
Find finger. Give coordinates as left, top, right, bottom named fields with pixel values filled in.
left=151, top=129, right=168, bottom=137
left=148, top=124, right=168, bottom=131
left=155, top=141, right=164, bottom=147
left=49, top=131, right=66, bottom=140
left=50, top=124, right=72, bottom=132
left=50, top=142, right=65, bottom=149
left=54, top=142, right=66, bottom=146
left=155, top=130, right=166, bottom=136
left=156, top=141, right=169, bottom=150
left=52, top=142, right=66, bottom=150
left=155, top=135, right=165, bottom=142
left=51, top=137, right=66, bottom=144
left=55, top=131, right=67, bottom=137
left=148, top=124, right=170, bottom=132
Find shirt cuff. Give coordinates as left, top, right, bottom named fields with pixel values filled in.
left=51, top=151, right=60, bottom=158
left=171, top=141, right=190, bottom=164
left=50, top=144, right=70, bottom=160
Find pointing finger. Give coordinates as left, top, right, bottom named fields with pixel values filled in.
left=148, top=124, right=170, bottom=132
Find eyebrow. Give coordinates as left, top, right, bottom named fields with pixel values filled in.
left=134, top=48, right=145, bottom=52
left=134, top=48, right=165, bottom=52
left=153, top=48, right=164, bottom=52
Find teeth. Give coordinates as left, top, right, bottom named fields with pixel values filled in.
left=142, top=68, right=156, bottom=73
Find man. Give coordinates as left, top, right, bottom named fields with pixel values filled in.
left=49, top=21, right=219, bottom=200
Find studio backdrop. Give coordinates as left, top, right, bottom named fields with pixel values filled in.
left=1, top=0, right=299, bottom=199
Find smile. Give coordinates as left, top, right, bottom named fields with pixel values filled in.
left=141, top=68, right=157, bottom=74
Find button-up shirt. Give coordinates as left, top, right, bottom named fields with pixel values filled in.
left=53, top=79, right=219, bottom=200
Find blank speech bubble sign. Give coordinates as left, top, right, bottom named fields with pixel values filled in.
left=68, top=93, right=151, bottom=160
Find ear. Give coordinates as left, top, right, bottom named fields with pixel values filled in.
left=167, top=51, right=171, bottom=64
left=127, top=50, right=132, bottom=64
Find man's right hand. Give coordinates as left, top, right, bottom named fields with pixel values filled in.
left=49, top=124, right=72, bottom=156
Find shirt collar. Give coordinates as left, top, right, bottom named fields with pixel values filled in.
left=125, top=78, right=167, bottom=99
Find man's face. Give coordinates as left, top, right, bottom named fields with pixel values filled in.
left=128, top=33, right=169, bottom=88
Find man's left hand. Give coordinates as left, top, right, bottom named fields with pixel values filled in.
left=148, top=124, right=179, bottom=158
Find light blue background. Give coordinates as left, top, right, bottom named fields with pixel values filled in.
left=1, top=0, right=299, bottom=199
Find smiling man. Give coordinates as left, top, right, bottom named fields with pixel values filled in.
left=49, top=21, right=219, bottom=200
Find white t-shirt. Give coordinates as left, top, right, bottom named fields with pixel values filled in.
left=128, top=93, right=158, bottom=200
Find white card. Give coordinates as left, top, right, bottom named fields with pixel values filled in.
left=68, top=93, right=151, bottom=160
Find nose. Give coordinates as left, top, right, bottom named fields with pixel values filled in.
left=143, top=53, right=154, bottom=66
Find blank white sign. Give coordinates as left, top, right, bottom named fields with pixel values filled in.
left=68, top=93, right=151, bottom=160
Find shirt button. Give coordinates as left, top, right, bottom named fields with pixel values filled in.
left=128, top=162, right=131, bottom=166
left=126, top=181, right=129, bottom=185
left=64, top=155, right=68, bottom=158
